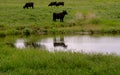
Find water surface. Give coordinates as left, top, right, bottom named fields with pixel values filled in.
left=13, top=35, right=120, bottom=55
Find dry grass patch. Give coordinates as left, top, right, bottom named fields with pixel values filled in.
left=75, top=12, right=85, bottom=20
left=86, top=13, right=96, bottom=19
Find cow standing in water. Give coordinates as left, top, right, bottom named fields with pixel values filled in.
left=53, top=10, right=68, bottom=22
left=23, top=2, right=34, bottom=9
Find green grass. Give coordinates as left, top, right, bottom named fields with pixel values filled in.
left=0, top=0, right=120, bottom=35
left=0, top=46, right=120, bottom=75
left=1, top=0, right=120, bottom=74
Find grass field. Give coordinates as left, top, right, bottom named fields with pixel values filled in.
left=0, top=0, right=120, bottom=35
left=1, top=0, right=120, bottom=75
left=0, top=46, right=120, bottom=75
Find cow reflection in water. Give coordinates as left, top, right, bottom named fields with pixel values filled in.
left=25, top=42, right=41, bottom=48
left=53, top=37, right=67, bottom=48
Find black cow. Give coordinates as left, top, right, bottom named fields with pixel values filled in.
left=48, top=2, right=64, bottom=6
left=53, top=10, right=68, bottom=22
left=23, top=2, right=34, bottom=9
left=48, top=2, right=57, bottom=6
left=56, top=2, right=64, bottom=6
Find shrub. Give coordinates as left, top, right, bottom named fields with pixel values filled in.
left=0, top=31, right=6, bottom=37
left=23, top=28, right=32, bottom=36
left=90, top=18, right=102, bottom=24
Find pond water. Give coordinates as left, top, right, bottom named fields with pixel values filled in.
left=0, top=35, right=120, bottom=55
left=2, top=35, right=120, bottom=55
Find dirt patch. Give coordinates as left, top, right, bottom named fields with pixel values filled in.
left=67, top=20, right=76, bottom=27
left=75, top=13, right=84, bottom=20
left=75, top=12, right=96, bottom=20
left=86, top=13, right=96, bottom=19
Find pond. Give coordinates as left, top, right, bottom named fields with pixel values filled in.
left=38, top=35, right=120, bottom=55
left=2, top=34, right=120, bottom=55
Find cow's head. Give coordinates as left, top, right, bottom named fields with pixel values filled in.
left=63, top=10, right=68, bottom=15
left=23, top=6, right=25, bottom=8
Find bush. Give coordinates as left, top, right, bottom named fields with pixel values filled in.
left=90, top=18, right=102, bottom=24
left=23, top=28, right=32, bottom=36
left=0, top=31, right=6, bottom=37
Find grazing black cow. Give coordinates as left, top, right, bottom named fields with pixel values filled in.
left=48, top=2, right=64, bottom=6
left=53, top=10, right=68, bottom=22
left=48, top=2, right=57, bottom=6
left=56, top=2, right=64, bottom=6
left=23, top=2, right=34, bottom=9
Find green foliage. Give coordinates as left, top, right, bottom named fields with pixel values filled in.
left=23, top=28, right=32, bottom=36
left=6, top=29, right=19, bottom=35
left=0, top=47, right=120, bottom=75
left=50, top=27, right=58, bottom=34
left=0, top=31, right=6, bottom=37
left=89, top=18, right=102, bottom=24
left=1, top=0, right=120, bottom=74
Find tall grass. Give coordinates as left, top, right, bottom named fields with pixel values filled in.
left=0, top=46, right=120, bottom=75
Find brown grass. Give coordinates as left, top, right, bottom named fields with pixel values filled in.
left=86, top=13, right=96, bottom=19
left=75, top=12, right=85, bottom=20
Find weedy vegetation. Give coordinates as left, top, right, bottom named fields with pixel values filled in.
left=0, top=0, right=120, bottom=75
left=0, top=46, right=120, bottom=75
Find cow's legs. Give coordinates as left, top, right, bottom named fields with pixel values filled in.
left=32, top=6, right=34, bottom=9
left=53, top=17, right=56, bottom=21
left=60, top=18, right=63, bottom=22
left=53, top=18, right=56, bottom=21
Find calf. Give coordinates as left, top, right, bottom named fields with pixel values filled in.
left=53, top=10, right=68, bottom=22
left=48, top=2, right=57, bottom=6
left=56, top=2, right=64, bottom=6
left=23, top=2, right=34, bottom=9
